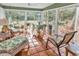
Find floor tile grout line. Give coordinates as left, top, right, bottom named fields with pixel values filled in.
left=28, top=37, right=43, bottom=55
left=30, top=42, right=53, bottom=55
left=30, top=48, right=49, bottom=55
left=36, top=38, right=58, bottom=55
left=27, top=36, right=57, bottom=56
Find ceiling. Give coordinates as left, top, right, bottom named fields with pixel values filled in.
left=1, top=3, right=53, bottom=9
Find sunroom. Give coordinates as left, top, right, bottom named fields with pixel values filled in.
left=0, top=3, right=79, bottom=56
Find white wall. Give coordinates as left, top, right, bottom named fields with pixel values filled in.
left=0, top=6, right=8, bottom=25
left=0, top=7, right=6, bottom=19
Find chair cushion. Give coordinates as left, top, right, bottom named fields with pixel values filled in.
left=0, top=53, right=11, bottom=56
left=66, top=43, right=79, bottom=55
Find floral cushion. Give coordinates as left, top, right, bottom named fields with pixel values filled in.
left=0, top=36, right=26, bottom=51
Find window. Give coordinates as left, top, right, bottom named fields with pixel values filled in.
left=5, top=10, right=25, bottom=23
left=58, top=7, right=76, bottom=34
left=27, top=12, right=35, bottom=20
left=35, top=12, right=41, bottom=20
left=47, top=10, right=56, bottom=22
left=27, top=11, right=41, bottom=20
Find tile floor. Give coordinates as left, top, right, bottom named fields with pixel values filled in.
left=16, top=35, right=74, bottom=56
left=16, top=36, right=58, bottom=56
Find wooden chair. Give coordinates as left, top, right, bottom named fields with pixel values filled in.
left=46, top=31, right=77, bottom=56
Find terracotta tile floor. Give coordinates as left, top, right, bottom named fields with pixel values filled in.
left=16, top=36, right=58, bottom=56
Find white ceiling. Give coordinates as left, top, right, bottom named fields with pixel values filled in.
left=1, top=3, right=53, bottom=9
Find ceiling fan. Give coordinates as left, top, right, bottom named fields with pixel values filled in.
left=27, top=3, right=37, bottom=6
left=27, top=3, right=31, bottom=6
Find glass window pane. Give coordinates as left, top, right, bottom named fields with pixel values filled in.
left=47, top=10, right=56, bottom=22
left=5, top=10, right=25, bottom=23
left=27, top=12, right=35, bottom=20
left=48, top=10, right=56, bottom=35
left=58, top=7, right=76, bottom=35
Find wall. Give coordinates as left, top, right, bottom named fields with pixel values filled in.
left=0, top=6, right=9, bottom=25
left=0, top=7, right=6, bottom=19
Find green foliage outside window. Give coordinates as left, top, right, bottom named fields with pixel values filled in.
left=58, top=7, right=76, bottom=25
left=47, top=10, right=56, bottom=22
